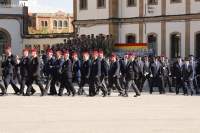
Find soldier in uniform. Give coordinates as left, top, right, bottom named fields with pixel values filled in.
left=124, top=53, right=140, bottom=97
left=58, top=51, right=76, bottom=96
left=182, top=58, right=195, bottom=96
left=89, top=51, right=107, bottom=97
left=50, top=50, right=63, bottom=95
left=107, top=53, right=123, bottom=96
left=72, top=52, right=81, bottom=89
left=44, top=49, right=55, bottom=93
left=149, top=57, right=165, bottom=94
left=19, top=49, right=35, bottom=95
left=78, top=52, right=91, bottom=95
left=26, top=49, right=46, bottom=96
left=1, top=46, right=20, bottom=95
left=173, top=56, right=184, bottom=94
left=119, top=53, right=128, bottom=90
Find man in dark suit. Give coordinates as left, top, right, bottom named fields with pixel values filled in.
left=26, top=49, right=46, bottom=96
left=59, top=50, right=76, bottom=96
left=44, top=49, right=55, bottom=93
left=160, top=56, right=173, bottom=93
left=119, top=53, right=128, bottom=90
left=107, top=53, right=123, bottom=96
left=135, top=56, right=145, bottom=92
left=1, top=46, right=20, bottom=95
left=50, top=50, right=63, bottom=95
left=149, top=57, right=164, bottom=94
left=173, top=57, right=184, bottom=94
left=78, top=52, right=91, bottom=95
left=124, top=53, right=140, bottom=97
left=143, top=56, right=151, bottom=91
left=98, top=50, right=109, bottom=94
left=19, top=49, right=35, bottom=95
left=182, top=58, right=195, bottom=96
left=89, top=51, right=107, bottom=97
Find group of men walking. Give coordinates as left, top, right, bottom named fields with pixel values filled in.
left=0, top=46, right=199, bottom=97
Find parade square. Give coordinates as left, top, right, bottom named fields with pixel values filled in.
left=0, top=87, right=200, bottom=133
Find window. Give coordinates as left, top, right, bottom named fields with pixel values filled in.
left=45, top=21, right=48, bottom=27
left=63, top=21, right=68, bottom=28
left=170, top=0, right=182, bottom=4
left=126, top=34, right=136, bottom=43
left=53, top=20, right=57, bottom=29
left=41, top=21, right=45, bottom=27
left=80, top=0, right=88, bottom=10
left=97, top=0, right=106, bottom=8
left=127, top=0, right=136, bottom=7
left=148, top=0, right=158, bottom=5
left=58, top=20, right=62, bottom=28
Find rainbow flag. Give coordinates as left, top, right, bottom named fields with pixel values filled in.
left=115, top=43, right=148, bottom=51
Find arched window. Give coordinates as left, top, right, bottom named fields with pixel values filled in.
left=126, top=34, right=136, bottom=43
left=63, top=21, right=68, bottom=28
left=195, top=32, right=200, bottom=57
left=147, top=33, right=158, bottom=56
left=53, top=20, right=57, bottom=29
left=170, top=32, right=181, bottom=58
left=58, top=20, right=62, bottom=28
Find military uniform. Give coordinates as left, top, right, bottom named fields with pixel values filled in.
left=1, top=54, right=20, bottom=94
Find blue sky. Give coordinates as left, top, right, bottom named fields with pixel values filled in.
left=26, top=0, right=73, bottom=13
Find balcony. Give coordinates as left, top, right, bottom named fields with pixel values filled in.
left=0, top=4, right=25, bottom=15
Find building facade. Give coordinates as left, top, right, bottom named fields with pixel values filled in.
left=74, top=0, right=200, bottom=58
left=28, top=11, right=74, bottom=34
left=0, top=0, right=28, bottom=55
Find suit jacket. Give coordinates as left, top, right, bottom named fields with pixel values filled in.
left=20, top=57, right=30, bottom=77
left=62, top=59, right=73, bottom=79
left=53, top=58, right=64, bottom=77
left=173, top=62, right=183, bottom=78
left=1, top=55, right=17, bottom=76
left=44, top=57, right=55, bottom=76
left=29, top=57, right=41, bottom=77
left=90, top=58, right=101, bottom=78
left=109, top=61, right=120, bottom=78
left=120, top=59, right=128, bottom=76
left=182, top=64, right=193, bottom=81
left=81, top=60, right=91, bottom=78
left=160, top=61, right=171, bottom=77
left=150, top=61, right=162, bottom=78
left=143, top=61, right=151, bottom=76
left=125, top=61, right=138, bottom=80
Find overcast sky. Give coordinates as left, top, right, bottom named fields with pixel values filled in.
left=26, top=0, right=73, bottom=13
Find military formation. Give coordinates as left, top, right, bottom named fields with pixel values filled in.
left=0, top=45, right=200, bottom=97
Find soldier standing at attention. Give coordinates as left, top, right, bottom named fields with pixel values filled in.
left=26, top=49, right=46, bottom=96
left=72, top=52, right=81, bottom=89
left=1, top=46, right=20, bottom=95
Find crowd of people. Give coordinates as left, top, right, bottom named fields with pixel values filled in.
left=0, top=45, right=200, bottom=97
left=43, top=34, right=115, bottom=56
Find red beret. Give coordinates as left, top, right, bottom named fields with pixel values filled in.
left=31, top=48, right=37, bottom=52
left=93, top=50, right=98, bottom=55
left=72, top=52, right=78, bottom=56
left=82, top=51, right=89, bottom=55
left=47, top=49, right=53, bottom=54
left=63, top=50, right=69, bottom=55
left=23, top=48, right=29, bottom=52
left=111, top=53, right=116, bottom=58
left=5, top=46, right=11, bottom=50
left=98, top=50, right=104, bottom=54
left=56, top=50, right=62, bottom=54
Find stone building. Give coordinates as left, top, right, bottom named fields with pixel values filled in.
left=73, top=0, right=200, bottom=58
left=28, top=11, right=74, bottom=34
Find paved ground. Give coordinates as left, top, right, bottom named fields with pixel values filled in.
left=0, top=86, right=200, bottom=133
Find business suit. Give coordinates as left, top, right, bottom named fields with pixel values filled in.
left=108, top=60, right=123, bottom=95
left=173, top=61, right=184, bottom=94
left=135, top=60, right=145, bottom=92
left=149, top=61, right=164, bottom=94
left=182, top=64, right=195, bottom=95
left=124, top=60, right=140, bottom=96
